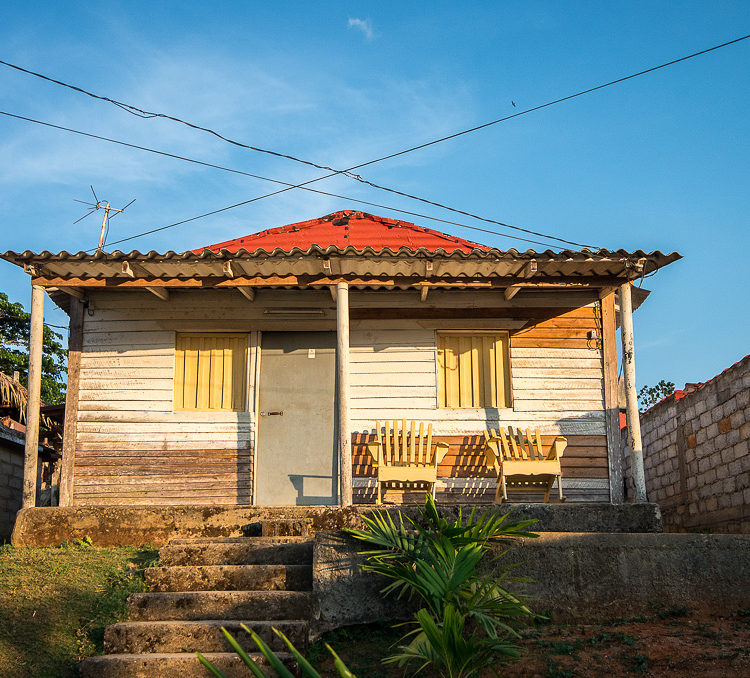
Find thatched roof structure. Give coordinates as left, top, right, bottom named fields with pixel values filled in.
left=0, top=371, right=28, bottom=420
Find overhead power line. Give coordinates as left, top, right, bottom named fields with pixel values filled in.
left=1, top=35, right=746, bottom=252
left=0, top=64, right=597, bottom=249
left=4, top=35, right=747, bottom=248
left=0, top=109, right=572, bottom=251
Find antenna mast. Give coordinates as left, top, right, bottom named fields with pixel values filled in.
left=73, top=186, right=136, bottom=251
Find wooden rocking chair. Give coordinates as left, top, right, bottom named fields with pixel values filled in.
left=483, top=427, right=567, bottom=503
left=367, top=420, right=450, bottom=504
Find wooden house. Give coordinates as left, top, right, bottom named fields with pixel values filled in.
left=2, top=211, right=680, bottom=507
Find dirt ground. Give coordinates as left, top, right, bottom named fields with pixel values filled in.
left=311, top=608, right=750, bottom=677
left=503, top=608, right=750, bottom=677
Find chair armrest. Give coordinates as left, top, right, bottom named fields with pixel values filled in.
left=547, top=436, right=567, bottom=460
left=434, top=442, right=450, bottom=465
left=367, top=441, right=381, bottom=466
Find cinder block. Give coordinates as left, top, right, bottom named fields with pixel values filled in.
left=718, top=493, right=732, bottom=509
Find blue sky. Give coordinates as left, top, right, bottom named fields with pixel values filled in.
left=1, top=1, right=748, bottom=389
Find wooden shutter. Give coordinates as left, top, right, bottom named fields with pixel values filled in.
left=174, top=334, right=247, bottom=411
left=437, top=333, right=511, bottom=408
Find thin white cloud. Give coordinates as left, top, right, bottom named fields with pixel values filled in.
left=347, top=18, right=375, bottom=41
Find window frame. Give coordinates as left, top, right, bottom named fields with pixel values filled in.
left=435, top=330, right=513, bottom=410
left=173, top=332, right=249, bottom=412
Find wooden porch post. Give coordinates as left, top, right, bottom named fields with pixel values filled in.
left=336, top=282, right=352, bottom=506
left=22, top=285, right=44, bottom=509
left=619, top=282, right=647, bottom=502
left=601, top=292, right=623, bottom=503
left=59, top=298, right=84, bottom=506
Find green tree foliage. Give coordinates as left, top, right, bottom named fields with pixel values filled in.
left=638, top=380, right=676, bottom=412
left=0, top=292, right=68, bottom=404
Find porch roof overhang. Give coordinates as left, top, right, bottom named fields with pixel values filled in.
left=2, top=245, right=681, bottom=314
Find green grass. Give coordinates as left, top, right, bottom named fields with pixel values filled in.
left=0, top=542, right=157, bottom=678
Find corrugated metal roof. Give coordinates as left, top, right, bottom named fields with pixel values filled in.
left=1, top=210, right=682, bottom=280
left=200, top=211, right=491, bottom=254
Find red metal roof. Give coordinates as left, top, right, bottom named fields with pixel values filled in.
left=198, top=211, right=491, bottom=254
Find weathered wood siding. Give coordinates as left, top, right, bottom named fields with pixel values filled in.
left=349, top=301, right=608, bottom=503
left=73, top=290, right=265, bottom=506
left=72, top=288, right=609, bottom=505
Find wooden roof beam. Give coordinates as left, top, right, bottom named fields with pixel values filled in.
left=121, top=260, right=155, bottom=278
left=146, top=287, right=169, bottom=301
left=237, top=287, right=255, bottom=302
left=223, top=261, right=235, bottom=278
left=47, top=286, right=85, bottom=299
left=504, top=285, right=522, bottom=300
left=517, top=259, right=537, bottom=278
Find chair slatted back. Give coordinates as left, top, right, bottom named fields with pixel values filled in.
left=485, top=426, right=548, bottom=462
left=375, top=419, right=436, bottom=467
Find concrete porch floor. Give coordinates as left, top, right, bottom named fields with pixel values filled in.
left=11, top=502, right=662, bottom=547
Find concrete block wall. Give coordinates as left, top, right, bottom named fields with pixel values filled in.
left=0, top=441, right=24, bottom=541
left=622, top=355, right=750, bottom=533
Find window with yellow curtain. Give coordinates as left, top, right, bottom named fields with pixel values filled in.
left=437, top=333, right=512, bottom=408
left=174, top=334, right=247, bottom=411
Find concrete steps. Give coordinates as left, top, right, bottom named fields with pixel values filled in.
left=79, top=652, right=294, bottom=678
left=104, top=620, right=308, bottom=653
left=80, top=534, right=314, bottom=676
left=128, top=590, right=315, bottom=621
left=145, top=564, right=313, bottom=592
left=159, top=538, right=313, bottom=566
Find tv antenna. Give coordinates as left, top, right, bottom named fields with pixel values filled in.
left=73, top=186, right=135, bottom=251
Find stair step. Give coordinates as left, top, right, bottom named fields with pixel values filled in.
left=145, top=564, right=312, bottom=592
left=104, top=620, right=308, bottom=654
left=159, top=540, right=313, bottom=566
left=79, top=651, right=293, bottom=678
left=261, top=520, right=311, bottom=537
left=128, top=590, right=315, bottom=621
left=167, top=536, right=310, bottom=545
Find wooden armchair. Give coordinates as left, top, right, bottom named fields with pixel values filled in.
left=367, top=420, right=450, bottom=504
left=483, top=427, right=567, bottom=503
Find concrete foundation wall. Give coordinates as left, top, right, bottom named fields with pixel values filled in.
left=623, top=355, right=750, bottom=533
left=312, top=530, right=750, bottom=633
left=0, top=439, right=24, bottom=541
left=11, top=503, right=662, bottom=547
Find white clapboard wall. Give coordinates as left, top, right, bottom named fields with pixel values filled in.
left=72, top=288, right=609, bottom=504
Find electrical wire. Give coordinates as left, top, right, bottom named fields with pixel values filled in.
left=2, top=34, right=747, bottom=246
left=0, top=110, right=574, bottom=251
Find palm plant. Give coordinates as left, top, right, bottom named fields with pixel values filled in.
left=197, top=625, right=356, bottom=678
left=346, top=496, right=538, bottom=675
left=386, top=605, right=522, bottom=678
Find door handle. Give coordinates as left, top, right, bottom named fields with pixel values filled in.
left=261, top=411, right=284, bottom=416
